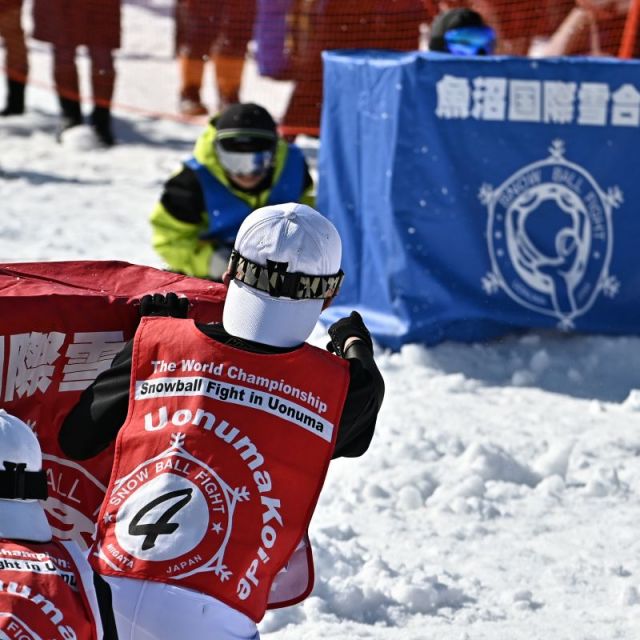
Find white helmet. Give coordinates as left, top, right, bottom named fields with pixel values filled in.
left=0, top=410, right=52, bottom=542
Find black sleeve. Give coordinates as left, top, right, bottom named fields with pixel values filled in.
left=159, top=165, right=205, bottom=224
left=59, top=332, right=384, bottom=461
left=332, top=341, right=385, bottom=459
left=58, top=342, right=134, bottom=460
left=302, top=163, right=313, bottom=193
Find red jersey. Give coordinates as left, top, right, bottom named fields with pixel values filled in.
left=92, top=317, right=350, bottom=622
left=0, top=538, right=100, bottom=640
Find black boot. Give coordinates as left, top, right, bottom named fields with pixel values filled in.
left=1, top=79, right=26, bottom=116
left=90, top=106, right=115, bottom=147
left=57, top=97, right=83, bottom=141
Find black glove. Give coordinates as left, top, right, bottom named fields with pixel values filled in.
left=139, top=293, right=189, bottom=318
left=327, top=311, right=373, bottom=357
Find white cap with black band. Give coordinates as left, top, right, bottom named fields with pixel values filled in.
left=223, top=203, right=343, bottom=348
left=0, top=410, right=52, bottom=542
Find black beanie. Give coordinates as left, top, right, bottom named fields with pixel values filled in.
left=214, top=103, right=277, bottom=152
left=429, top=8, right=488, bottom=52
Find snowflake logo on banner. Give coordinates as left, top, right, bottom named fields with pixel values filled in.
left=479, top=140, right=622, bottom=330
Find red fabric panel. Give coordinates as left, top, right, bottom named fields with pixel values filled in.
left=0, top=260, right=225, bottom=549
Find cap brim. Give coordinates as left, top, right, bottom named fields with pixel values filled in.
left=223, top=280, right=324, bottom=348
left=0, top=499, right=52, bottom=542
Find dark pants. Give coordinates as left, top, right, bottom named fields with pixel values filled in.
left=53, top=44, right=115, bottom=107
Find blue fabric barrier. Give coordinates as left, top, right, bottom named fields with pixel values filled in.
left=318, top=50, right=640, bottom=349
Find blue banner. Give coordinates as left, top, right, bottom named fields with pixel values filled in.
left=318, top=51, right=640, bottom=349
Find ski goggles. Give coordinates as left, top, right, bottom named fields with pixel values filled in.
left=444, top=26, right=497, bottom=56
left=228, top=250, right=344, bottom=300
left=215, top=142, right=275, bottom=177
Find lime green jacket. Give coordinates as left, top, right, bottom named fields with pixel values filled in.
left=150, top=124, right=315, bottom=278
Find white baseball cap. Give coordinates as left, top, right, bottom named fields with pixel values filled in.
left=0, top=409, right=52, bottom=542
left=223, top=203, right=343, bottom=347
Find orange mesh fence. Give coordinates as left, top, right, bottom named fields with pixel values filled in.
left=0, top=0, right=637, bottom=135
left=276, top=0, right=433, bottom=134
left=443, top=1, right=635, bottom=57
left=619, top=0, right=640, bottom=58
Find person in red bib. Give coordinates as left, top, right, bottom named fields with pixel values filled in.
left=0, top=410, right=118, bottom=640
left=59, top=203, right=385, bottom=639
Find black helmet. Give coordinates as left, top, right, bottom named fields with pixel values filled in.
left=214, top=103, right=278, bottom=153
left=429, top=8, right=494, bottom=55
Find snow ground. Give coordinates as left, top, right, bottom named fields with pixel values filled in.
left=2, top=2, right=640, bottom=638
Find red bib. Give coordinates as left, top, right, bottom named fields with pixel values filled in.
left=92, top=317, right=350, bottom=622
left=0, top=539, right=98, bottom=640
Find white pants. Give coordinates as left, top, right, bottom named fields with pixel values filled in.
left=104, top=577, right=260, bottom=640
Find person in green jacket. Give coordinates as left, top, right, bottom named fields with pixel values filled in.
left=150, top=102, right=315, bottom=280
